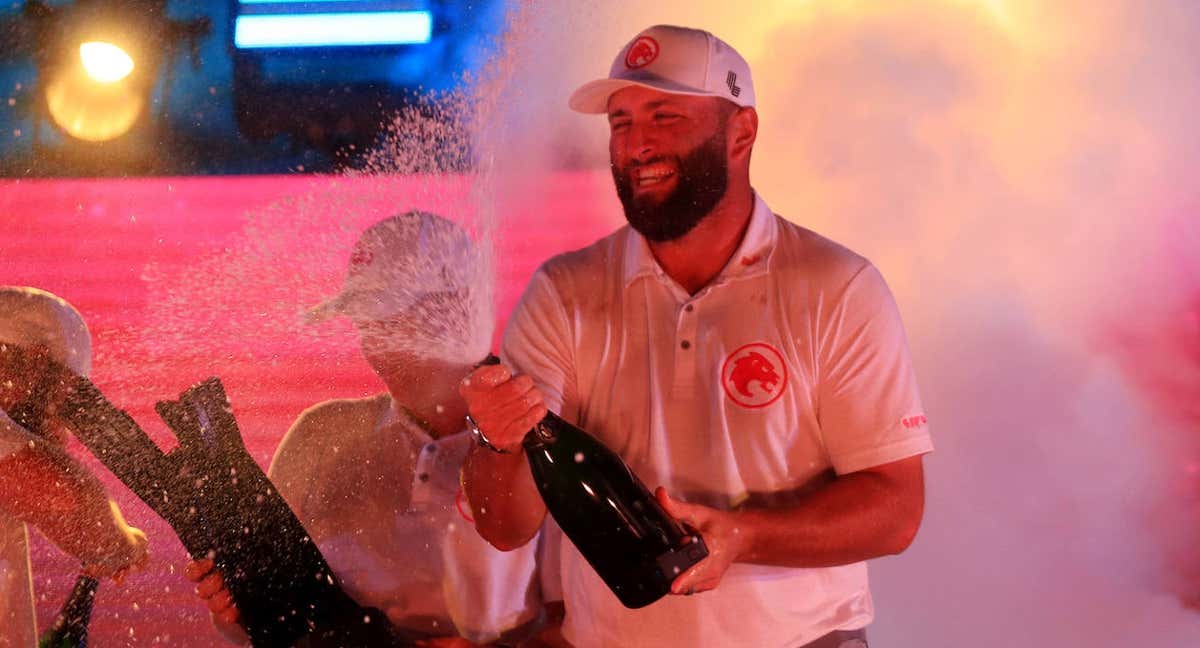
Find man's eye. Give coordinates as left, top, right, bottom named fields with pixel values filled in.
left=609, top=120, right=631, bottom=131
left=655, top=113, right=681, bottom=122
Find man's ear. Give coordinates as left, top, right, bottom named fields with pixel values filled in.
left=728, top=106, right=758, bottom=162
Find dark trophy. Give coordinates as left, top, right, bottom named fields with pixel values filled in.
left=56, top=370, right=410, bottom=647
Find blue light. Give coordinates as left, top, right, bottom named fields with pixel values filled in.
left=233, top=11, right=433, bottom=48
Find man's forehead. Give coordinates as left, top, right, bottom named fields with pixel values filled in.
left=606, top=86, right=714, bottom=115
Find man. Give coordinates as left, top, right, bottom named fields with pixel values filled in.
left=0, top=286, right=149, bottom=647
left=460, top=25, right=932, bottom=648
left=188, top=212, right=547, bottom=647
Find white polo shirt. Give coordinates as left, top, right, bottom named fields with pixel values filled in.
left=501, top=193, right=932, bottom=648
left=268, top=394, right=541, bottom=643
left=0, top=410, right=37, bottom=648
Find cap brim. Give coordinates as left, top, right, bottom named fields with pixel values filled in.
left=568, top=77, right=722, bottom=114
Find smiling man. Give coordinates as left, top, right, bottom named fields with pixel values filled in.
left=461, top=25, right=933, bottom=648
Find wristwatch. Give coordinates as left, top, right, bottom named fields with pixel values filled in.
left=465, top=414, right=511, bottom=454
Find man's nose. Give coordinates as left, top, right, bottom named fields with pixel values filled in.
left=625, top=122, right=657, bottom=163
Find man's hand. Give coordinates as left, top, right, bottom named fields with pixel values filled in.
left=82, top=501, right=149, bottom=584
left=655, top=487, right=748, bottom=596
left=185, top=558, right=240, bottom=625
left=458, top=362, right=548, bottom=550
left=458, top=363, right=546, bottom=453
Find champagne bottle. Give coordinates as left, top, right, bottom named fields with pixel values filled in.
left=478, top=355, right=708, bottom=608
left=38, top=574, right=98, bottom=648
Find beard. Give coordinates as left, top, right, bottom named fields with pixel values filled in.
left=612, top=131, right=729, bottom=243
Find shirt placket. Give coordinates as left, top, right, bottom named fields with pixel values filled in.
left=671, top=289, right=704, bottom=397
left=410, top=438, right=437, bottom=510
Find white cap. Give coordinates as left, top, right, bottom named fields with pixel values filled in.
left=569, top=24, right=755, bottom=114
left=307, top=211, right=479, bottom=324
left=0, top=286, right=92, bottom=376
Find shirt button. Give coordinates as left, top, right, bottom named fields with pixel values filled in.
left=680, top=340, right=691, bottom=350
left=684, top=304, right=694, bottom=312
left=418, top=473, right=430, bottom=482
left=424, top=444, right=436, bottom=453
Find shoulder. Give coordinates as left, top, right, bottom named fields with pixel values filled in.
left=517, top=227, right=627, bottom=315
left=288, top=394, right=389, bottom=436
left=771, top=215, right=874, bottom=289
left=269, top=394, right=390, bottom=477
left=538, top=228, right=626, bottom=290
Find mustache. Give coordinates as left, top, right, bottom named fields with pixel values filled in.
left=614, top=156, right=677, bottom=176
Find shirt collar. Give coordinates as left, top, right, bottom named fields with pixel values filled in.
left=622, top=192, right=778, bottom=287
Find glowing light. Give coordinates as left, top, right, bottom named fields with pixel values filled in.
left=45, top=69, right=142, bottom=141
left=233, top=11, right=433, bottom=48
left=79, top=42, right=135, bottom=83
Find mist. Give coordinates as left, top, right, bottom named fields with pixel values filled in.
left=481, top=1, right=1200, bottom=644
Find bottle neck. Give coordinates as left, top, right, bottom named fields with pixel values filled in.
left=522, top=410, right=566, bottom=448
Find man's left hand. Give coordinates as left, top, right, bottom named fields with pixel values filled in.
left=655, top=487, right=748, bottom=596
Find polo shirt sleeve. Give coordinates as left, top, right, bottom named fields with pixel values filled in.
left=500, top=267, right=576, bottom=420
left=817, top=263, right=932, bottom=474
left=0, top=408, right=36, bottom=461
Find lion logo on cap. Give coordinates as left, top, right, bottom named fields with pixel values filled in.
left=625, top=36, right=660, bottom=69
left=721, top=343, right=788, bottom=409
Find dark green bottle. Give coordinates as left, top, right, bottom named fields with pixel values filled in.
left=38, top=574, right=98, bottom=648
left=480, top=355, right=708, bottom=608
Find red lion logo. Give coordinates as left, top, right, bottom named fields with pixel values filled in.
left=729, top=351, right=780, bottom=398
left=625, top=36, right=660, bottom=69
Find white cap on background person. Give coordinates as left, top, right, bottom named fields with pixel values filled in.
left=306, top=211, right=480, bottom=324
left=0, top=286, right=92, bottom=376
left=568, top=24, right=756, bottom=114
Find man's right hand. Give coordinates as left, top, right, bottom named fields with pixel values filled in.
left=458, top=362, right=547, bottom=453
left=82, top=502, right=149, bottom=584
left=185, top=558, right=240, bottom=625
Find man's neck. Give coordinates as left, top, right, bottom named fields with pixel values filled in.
left=382, top=364, right=469, bottom=439
left=647, top=184, right=755, bottom=295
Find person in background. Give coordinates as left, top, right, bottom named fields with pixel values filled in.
left=460, top=25, right=932, bottom=648
left=187, top=212, right=550, bottom=647
left=0, top=286, right=149, bottom=648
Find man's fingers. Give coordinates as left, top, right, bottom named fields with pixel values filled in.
left=655, top=487, right=697, bottom=527
left=184, top=559, right=213, bottom=583
left=460, top=364, right=512, bottom=394
left=504, top=403, right=548, bottom=442
left=670, top=560, right=717, bottom=595
left=207, top=588, right=235, bottom=613
left=215, top=605, right=240, bottom=625
left=195, top=571, right=226, bottom=598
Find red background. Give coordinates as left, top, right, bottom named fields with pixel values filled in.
left=1, top=172, right=622, bottom=645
